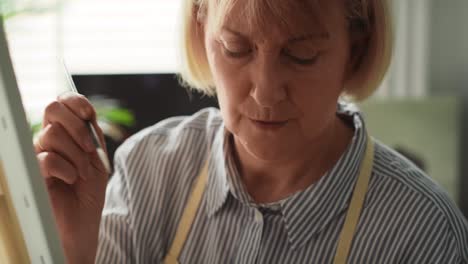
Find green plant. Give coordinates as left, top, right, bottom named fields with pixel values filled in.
left=29, top=106, right=136, bottom=138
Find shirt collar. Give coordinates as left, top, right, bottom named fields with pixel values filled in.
left=205, top=103, right=369, bottom=250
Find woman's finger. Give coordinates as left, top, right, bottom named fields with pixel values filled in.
left=58, top=92, right=107, bottom=151
left=43, top=100, right=95, bottom=153
left=57, top=92, right=96, bottom=121
left=37, top=151, right=79, bottom=185
left=37, top=123, right=90, bottom=179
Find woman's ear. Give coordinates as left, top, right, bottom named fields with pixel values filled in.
left=345, top=31, right=369, bottom=82
left=196, top=18, right=205, bottom=39
left=193, top=4, right=207, bottom=30
left=187, top=3, right=214, bottom=88
left=193, top=5, right=207, bottom=43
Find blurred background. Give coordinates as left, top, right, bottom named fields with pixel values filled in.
left=0, top=0, right=466, bottom=218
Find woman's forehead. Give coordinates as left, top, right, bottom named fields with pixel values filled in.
left=208, top=0, right=343, bottom=39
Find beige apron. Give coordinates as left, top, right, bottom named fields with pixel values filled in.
left=164, top=137, right=375, bottom=264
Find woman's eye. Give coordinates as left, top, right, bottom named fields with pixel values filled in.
left=283, top=49, right=320, bottom=65
left=219, top=39, right=252, bottom=58
left=222, top=46, right=252, bottom=58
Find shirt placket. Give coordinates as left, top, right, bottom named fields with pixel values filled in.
left=234, top=207, right=264, bottom=264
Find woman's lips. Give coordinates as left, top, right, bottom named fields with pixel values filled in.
left=249, top=118, right=288, bottom=131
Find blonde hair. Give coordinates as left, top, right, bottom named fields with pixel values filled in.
left=178, top=0, right=393, bottom=101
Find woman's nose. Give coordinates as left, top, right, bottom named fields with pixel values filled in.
left=250, top=53, right=287, bottom=108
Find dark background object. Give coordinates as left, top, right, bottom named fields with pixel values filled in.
left=72, top=73, right=219, bottom=163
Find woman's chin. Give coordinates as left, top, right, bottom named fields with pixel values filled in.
left=231, top=123, right=300, bottom=162
left=243, top=140, right=294, bottom=162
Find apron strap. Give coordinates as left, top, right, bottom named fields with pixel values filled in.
left=333, top=136, right=375, bottom=264
left=163, top=159, right=210, bottom=264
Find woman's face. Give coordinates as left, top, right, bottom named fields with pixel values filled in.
left=203, top=0, right=353, bottom=161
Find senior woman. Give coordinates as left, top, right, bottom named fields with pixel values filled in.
left=35, top=0, right=468, bottom=263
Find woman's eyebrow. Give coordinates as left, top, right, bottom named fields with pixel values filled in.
left=221, top=27, right=248, bottom=38
left=221, top=27, right=329, bottom=44
left=288, top=32, right=330, bottom=43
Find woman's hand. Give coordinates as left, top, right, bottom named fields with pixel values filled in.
left=34, top=92, right=109, bottom=264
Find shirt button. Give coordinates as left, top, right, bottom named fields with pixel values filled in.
left=254, top=209, right=263, bottom=223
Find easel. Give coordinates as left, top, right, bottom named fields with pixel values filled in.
left=0, top=160, right=30, bottom=263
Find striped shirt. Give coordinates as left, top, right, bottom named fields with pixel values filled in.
left=96, top=104, right=468, bottom=263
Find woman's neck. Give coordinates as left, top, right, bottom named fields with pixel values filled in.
left=231, top=116, right=354, bottom=204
